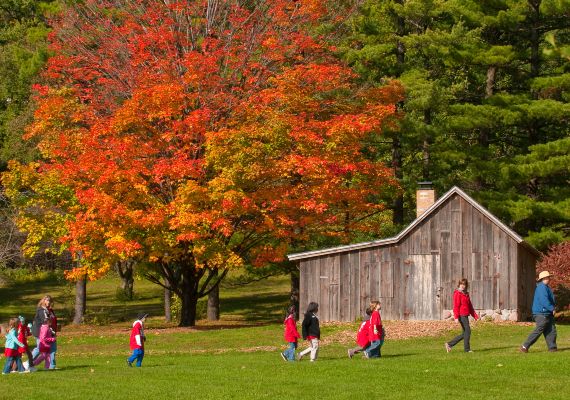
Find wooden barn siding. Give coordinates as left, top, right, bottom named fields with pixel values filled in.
left=299, top=193, right=532, bottom=321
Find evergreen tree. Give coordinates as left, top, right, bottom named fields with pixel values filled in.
left=343, top=0, right=570, bottom=249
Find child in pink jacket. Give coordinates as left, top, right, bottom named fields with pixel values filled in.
left=33, top=321, right=56, bottom=369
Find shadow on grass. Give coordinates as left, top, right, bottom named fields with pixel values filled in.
left=221, top=293, right=289, bottom=324
left=470, top=346, right=517, bottom=353
left=0, top=276, right=65, bottom=320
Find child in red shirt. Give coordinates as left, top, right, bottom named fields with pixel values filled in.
left=364, top=301, right=384, bottom=358
left=348, top=307, right=372, bottom=358
left=445, top=278, right=479, bottom=353
left=127, top=313, right=147, bottom=367
left=17, top=316, right=35, bottom=372
left=281, top=305, right=301, bottom=362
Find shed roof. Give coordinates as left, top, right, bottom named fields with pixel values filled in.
left=287, top=186, right=540, bottom=261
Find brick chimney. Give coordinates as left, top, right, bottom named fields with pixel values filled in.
left=416, top=182, right=436, bottom=218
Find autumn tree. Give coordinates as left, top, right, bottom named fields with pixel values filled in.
left=5, top=0, right=401, bottom=326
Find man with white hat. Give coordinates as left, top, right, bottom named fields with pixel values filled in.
left=520, top=271, right=557, bottom=353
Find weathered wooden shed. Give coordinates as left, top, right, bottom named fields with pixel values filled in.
left=288, top=187, right=540, bottom=322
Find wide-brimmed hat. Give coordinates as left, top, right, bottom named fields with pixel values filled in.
left=537, top=271, right=552, bottom=281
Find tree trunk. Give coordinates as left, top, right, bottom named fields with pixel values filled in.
left=529, top=0, right=541, bottom=79
left=164, top=279, right=172, bottom=323
left=485, top=65, right=496, bottom=99
left=178, top=267, right=200, bottom=327
left=392, top=135, right=404, bottom=225
left=115, top=260, right=135, bottom=300
left=73, top=276, right=87, bottom=324
left=179, top=289, right=198, bottom=327
left=422, top=109, right=432, bottom=181
left=207, top=283, right=220, bottom=321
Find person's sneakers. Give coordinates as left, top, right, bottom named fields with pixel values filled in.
left=280, top=352, right=287, bottom=362
left=19, top=370, right=30, bottom=374
left=127, top=359, right=133, bottom=367
left=348, top=349, right=353, bottom=359
left=466, top=350, right=474, bottom=353
left=519, top=346, right=528, bottom=353
left=28, top=367, right=37, bottom=373
left=309, top=359, right=315, bottom=362
left=549, top=348, right=558, bottom=352
left=445, top=343, right=452, bottom=353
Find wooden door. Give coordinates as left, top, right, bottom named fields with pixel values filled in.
left=407, top=254, right=441, bottom=320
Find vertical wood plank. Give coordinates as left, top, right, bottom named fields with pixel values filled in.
left=319, top=257, right=330, bottom=321
left=340, top=253, right=350, bottom=322
left=461, top=198, right=473, bottom=282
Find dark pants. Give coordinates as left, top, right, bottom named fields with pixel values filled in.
left=448, top=316, right=472, bottom=352
left=523, top=314, right=557, bottom=350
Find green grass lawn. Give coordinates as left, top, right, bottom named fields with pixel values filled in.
left=0, top=271, right=568, bottom=399
left=0, top=323, right=568, bottom=399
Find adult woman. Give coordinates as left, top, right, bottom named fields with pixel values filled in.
left=445, top=278, right=479, bottom=353
left=32, top=295, right=58, bottom=369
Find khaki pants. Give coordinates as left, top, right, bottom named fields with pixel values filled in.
left=299, top=338, right=319, bottom=361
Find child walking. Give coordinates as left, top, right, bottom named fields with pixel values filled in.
left=365, top=301, right=384, bottom=358
left=32, top=319, right=56, bottom=369
left=281, top=305, right=301, bottom=362
left=445, top=278, right=479, bottom=353
left=298, top=302, right=320, bottom=362
left=127, top=313, right=147, bottom=367
left=17, top=316, right=36, bottom=372
left=348, top=307, right=371, bottom=358
left=3, top=318, right=26, bottom=374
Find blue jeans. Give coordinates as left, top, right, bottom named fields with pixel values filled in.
left=283, top=342, right=297, bottom=361
left=3, top=356, right=23, bottom=374
left=128, top=348, right=144, bottom=367
left=32, top=337, right=40, bottom=359
left=366, top=340, right=384, bottom=358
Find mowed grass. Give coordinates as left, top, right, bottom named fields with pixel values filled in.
left=0, top=324, right=568, bottom=399
left=1, top=272, right=568, bottom=399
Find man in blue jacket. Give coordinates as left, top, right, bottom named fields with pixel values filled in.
left=520, top=271, right=557, bottom=353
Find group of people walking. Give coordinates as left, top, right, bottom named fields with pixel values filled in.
left=3, top=271, right=559, bottom=373
left=281, top=299, right=385, bottom=362
left=3, top=295, right=58, bottom=374
left=281, top=270, right=558, bottom=361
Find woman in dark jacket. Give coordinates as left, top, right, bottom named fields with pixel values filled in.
left=298, top=302, right=320, bottom=362
left=32, top=295, right=57, bottom=369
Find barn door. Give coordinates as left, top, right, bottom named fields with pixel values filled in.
left=407, top=254, right=441, bottom=320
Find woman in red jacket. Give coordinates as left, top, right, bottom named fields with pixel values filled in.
left=445, top=278, right=479, bottom=353
left=281, top=305, right=301, bottom=362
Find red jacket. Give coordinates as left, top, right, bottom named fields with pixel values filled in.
left=38, top=324, right=55, bottom=353
left=48, top=307, right=58, bottom=334
left=369, top=310, right=382, bottom=341
left=129, top=320, right=145, bottom=350
left=356, top=319, right=370, bottom=347
left=453, top=290, right=479, bottom=320
left=283, top=315, right=301, bottom=343
left=17, top=322, right=31, bottom=353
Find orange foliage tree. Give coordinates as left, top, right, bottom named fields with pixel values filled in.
left=4, top=0, right=403, bottom=325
